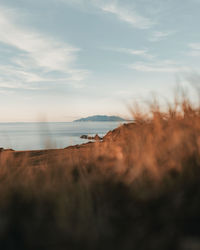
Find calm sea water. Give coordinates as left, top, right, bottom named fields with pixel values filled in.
left=0, top=122, right=123, bottom=151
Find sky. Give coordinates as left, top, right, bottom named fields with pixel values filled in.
left=0, top=0, right=200, bottom=121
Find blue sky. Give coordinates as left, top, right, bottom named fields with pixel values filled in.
left=0, top=0, right=200, bottom=121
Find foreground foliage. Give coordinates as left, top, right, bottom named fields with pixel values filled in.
left=0, top=97, right=200, bottom=250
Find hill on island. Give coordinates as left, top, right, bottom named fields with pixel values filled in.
left=74, top=115, right=126, bottom=122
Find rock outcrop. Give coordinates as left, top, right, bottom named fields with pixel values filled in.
left=80, top=134, right=102, bottom=140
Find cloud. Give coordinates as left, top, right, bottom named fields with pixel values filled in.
left=60, top=0, right=154, bottom=29
left=99, top=2, right=154, bottom=29
left=189, top=43, right=200, bottom=50
left=149, top=31, right=174, bottom=42
left=0, top=6, right=89, bottom=90
left=130, top=60, right=190, bottom=73
left=0, top=89, right=14, bottom=95
left=0, top=65, right=49, bottom=90
left=110, top=48, right=154, bottom=59
left=188, top=43, right=200, bottom=56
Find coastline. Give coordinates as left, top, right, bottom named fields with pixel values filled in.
left=0, top=121, right=123, bottom=151
left=0, top=122, right=135, bottom=169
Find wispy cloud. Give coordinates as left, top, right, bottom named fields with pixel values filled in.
left=109, top=48, right=154, bottom=59
left=0, top=6, right=89, bottom=90
left=149, top=31, right=174, bottom=42
left=99, top=2, right=154, bottom=29
left=0, top=89, right=14, bottom=95
left=189, top=43, right=200, bottom=50
left=188, top=43, right=200, bottom=56
left=0, top=65, right=48, bottom=90
left=130, top=60, right=190, bottom=73
left=60, top=0, right=154, bottom=29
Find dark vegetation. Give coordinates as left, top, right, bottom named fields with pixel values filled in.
left=1, top=96, right=200, bottom=249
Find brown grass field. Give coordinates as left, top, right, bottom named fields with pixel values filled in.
left=1, top=96, right=200, bottom=249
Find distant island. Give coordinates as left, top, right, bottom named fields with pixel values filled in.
left=74, top=115, right=126, bottom=122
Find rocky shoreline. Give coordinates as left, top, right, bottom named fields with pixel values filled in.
left=0, top=123, right=134, bottom=165
left=80, top=134, right=103, bottom=140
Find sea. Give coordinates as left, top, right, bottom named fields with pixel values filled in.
left=0, top=121, right=124, bottom=151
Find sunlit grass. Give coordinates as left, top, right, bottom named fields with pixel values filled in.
left=0, top=93, right=200, bottom=249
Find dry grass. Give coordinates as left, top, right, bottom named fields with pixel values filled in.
left=0, top=96, right=200, bottom=249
